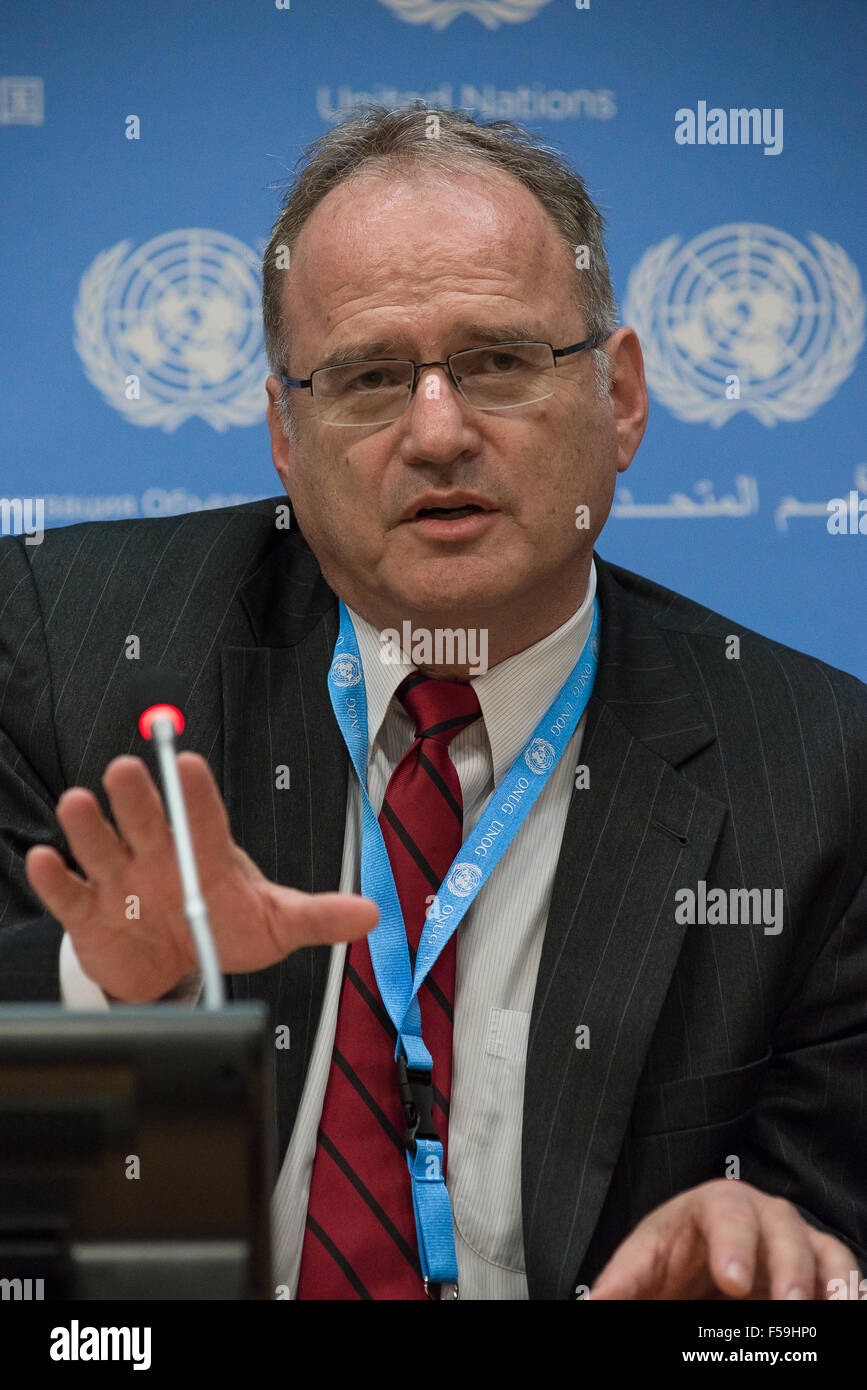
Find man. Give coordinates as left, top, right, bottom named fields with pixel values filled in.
left=1, top=105, right=865, bottom=1300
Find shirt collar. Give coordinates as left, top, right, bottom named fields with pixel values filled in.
left=346, top=558, right=597, bottom=785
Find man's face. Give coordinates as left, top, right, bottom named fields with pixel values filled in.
left=266, top=165, right=646, bottom=639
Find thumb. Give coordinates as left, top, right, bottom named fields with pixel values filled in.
left=266, top=885, right=380, bottom=952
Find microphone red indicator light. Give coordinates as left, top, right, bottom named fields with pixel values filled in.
left=139, top=703, right=185, bottom=740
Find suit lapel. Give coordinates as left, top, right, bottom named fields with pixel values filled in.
left=219, top=528, right=348, bottom=1166
left=522, top=557, right=728, bottom=1300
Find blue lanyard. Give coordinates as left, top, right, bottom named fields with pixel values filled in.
left=327, top=597, right=600, bottom=1291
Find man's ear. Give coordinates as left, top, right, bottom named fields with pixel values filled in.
left=605, top=328, right=649, bottom=474
left=265, top=374, right=292, bottom=490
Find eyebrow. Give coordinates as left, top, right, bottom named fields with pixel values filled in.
left=313, top=321, right=544, bottom=371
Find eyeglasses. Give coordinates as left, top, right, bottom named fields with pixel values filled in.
left=279, top=336, right=604, bottom=427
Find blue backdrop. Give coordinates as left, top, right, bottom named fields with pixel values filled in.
left=2, top=0, right=864, bottom=676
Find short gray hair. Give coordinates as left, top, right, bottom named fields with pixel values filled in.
left=262, top=103, right=618, bottom=439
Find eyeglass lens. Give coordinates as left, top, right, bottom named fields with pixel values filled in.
left=312, top=342, right=556, bottom=424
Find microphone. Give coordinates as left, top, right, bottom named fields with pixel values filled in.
left=129, top=666, right=225, bottom=1010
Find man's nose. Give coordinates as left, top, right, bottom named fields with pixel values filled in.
left=413, top=362, right=457, bottom=400
left=400, top=365, right=476, bottom=454
left=406, top=364, right=470, bottom=420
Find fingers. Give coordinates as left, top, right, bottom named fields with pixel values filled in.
left=750, top=1198, right=818, bottom=1300
left=99, top=754, right=232, bottom=871
left=101, top=755, right=172, bottom=858
left=25, top=756, right=173, bottom=930
left=25, top=843, right=95, bottom=928
left=30, top=749, right=376, bottom=982
left=51, top=755, right=219, bottom=880
left=587, top=1181, right=845, bottom=1302
left=610, top=1181, right=859, bottom=1302
left=54, top=784, right=130, bottom=883
left=704, top=1189, right=857, bottom=1301
left=174, top=752, right=238, bottom=865
left=702, top=1186, right=762, bottom=1297
left=811, top=1233, right=861, bottom=1300
left=588, top=1223, right=668, bottom=1299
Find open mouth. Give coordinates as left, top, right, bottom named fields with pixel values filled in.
left=415, top=504, right=486, bottom=520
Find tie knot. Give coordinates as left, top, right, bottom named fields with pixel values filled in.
left=396, top=671, right=482, bottom=746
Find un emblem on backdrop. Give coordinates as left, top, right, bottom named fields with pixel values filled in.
left=377, top=0, right=552, bottom=29
left=73, top=229, right=268, bottom=431
left=625, top=224, right=864, bottom=427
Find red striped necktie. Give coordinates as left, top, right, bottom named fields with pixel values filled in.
left=296, top=669, right=483, bottom=1299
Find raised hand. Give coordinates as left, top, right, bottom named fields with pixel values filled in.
left=25, top=752, right=377, bottom=1002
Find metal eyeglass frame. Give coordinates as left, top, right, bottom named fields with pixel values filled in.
left=278, top=336, right=604, bottom=426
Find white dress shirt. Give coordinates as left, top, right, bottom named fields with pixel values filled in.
left=62, top=560, right=597, bottom=1300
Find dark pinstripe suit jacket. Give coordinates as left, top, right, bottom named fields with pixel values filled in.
left=1, top=496, right=865, bottom=1298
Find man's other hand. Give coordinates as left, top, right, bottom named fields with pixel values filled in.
left=25, top=753, right=378, bottom=1002
left=588, top=1179, right=859, bottom=1300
